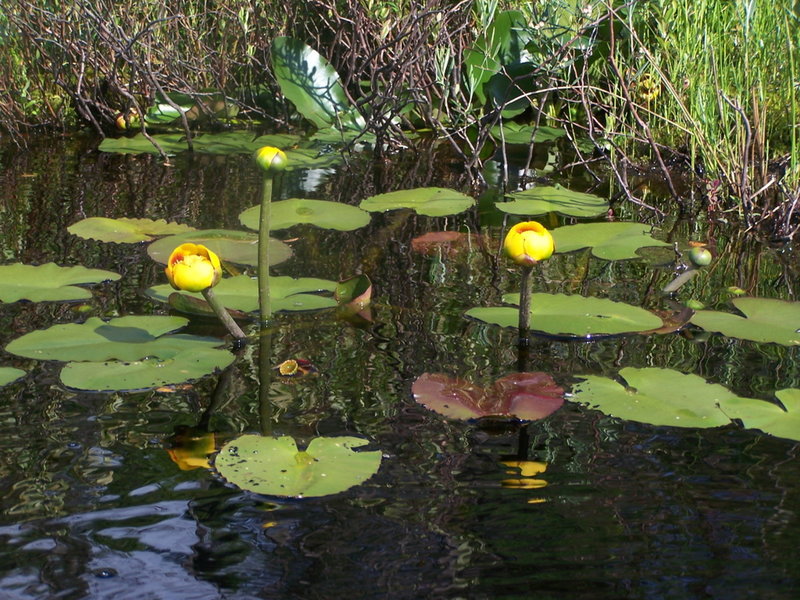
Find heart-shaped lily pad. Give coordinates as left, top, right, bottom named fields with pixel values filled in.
left=719, top=389, right=800, bottom=441
left=500, top=185, right=609, bottom=218
left=68, top=217, right=195, bottom=243
left=489, top=123, right=566, bottom=145
left=690, top=297, right=800, bottom=345
left=147, top=229, right=291, bottom=268
left=60, top=347, right=234, bottom=392
left=239, top=198, right=371, bottom=231
left=5, top=315, right=222, bottom=362
left=215, top=434, right=382, bottom=498
left=145, top=275, right=338, bottom=313
left=552, top=222, right=671, bottom=260
left=0, top=263, right=121, bottom=303
left=570, top=367, right=739, bottom=428
left=0, top=367, right=25, bottom=386
left=412, top=372, right=564, bottom=421
left=359, top=187, right=475, bottom=217
left=466, top=293, right=663, bottom=337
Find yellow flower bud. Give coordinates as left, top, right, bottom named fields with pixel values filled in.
left=504, top=221, right=555, bottom=267
left=254, top=146, right=288, bottom=173
left=165, top=243, right=222, bottom=292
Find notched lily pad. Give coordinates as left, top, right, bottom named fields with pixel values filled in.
left=239, top=198, right=371, bottom=232
left=719, top=389, right=800, bottom=442
left=97, top=133, right=188, bottom=155
left=500, top=185, right=609, bottom=218
left=0, top=367, right=26, bottom=387
left=412, top=372, right=564, bottom=421
left=148, top=229, right=291, bottom=268
left=552, top=222, right=670, bottom=260
left=0, top=263, right=121, bottom=303
left=215, top=434, right=382, bottom=498
left=690, top=297, right=800, bottom=345
left=68, top=217, right=195, bottom=243
left=360, top=187, right=475, bottom=217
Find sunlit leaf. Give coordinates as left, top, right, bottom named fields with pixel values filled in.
left=215, top=434, right=382, bottom=498
left=466, top=293, right=663, bottom=337
left=487, top=63, right=539, bottom=114
left=68, top=217, right=195, bottom=243
left=0, top=263, right=121, bottom=303
left=97, top=133, right=189, bottom=155
left=500, top=184, right=608, bottom=218
left=60, top=347, right=234, bottom=392
left=239, top=198, right=371, bottom=231
left=0, top=367, right=25, bottom=386
left=489, top=122, right=566, bottom=145
left=690, top=297, right=800, bottom=345
left=719, top=389, right=800, bottom=441
left=5, top=315, right=222, bottom=362
left=552, top=222, right=670, bottom=260
left=412, top=372, right=564, bottom=421
left=360, top=187, right=475, bottom=217
left=148, top=229, right=292, bottom=268
left=570, top=367, right=736, bottom=428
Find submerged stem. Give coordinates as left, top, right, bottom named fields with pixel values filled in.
left=201, top=287, right=247, bottom=344
left=518, top=265, right=534, bottom=342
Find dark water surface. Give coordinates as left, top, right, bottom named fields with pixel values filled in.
left=0, top=135, right=798, bottom=599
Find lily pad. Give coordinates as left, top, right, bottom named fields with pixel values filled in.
left=145, top=275, right=338, bottom=313
left=719, top=389, right=800, bottom=442
left=489, top=123, right=566, bottom=145
left=239, top=198, right=371, bottom=232
left=570, top=367, right=738, bottom=428
left=5, top=315, right=223, bottom=362
left=191, top=132, right=300, bottom=154
left=147, top=229, right=292, bottom=268
left=0, top=367, right=25, bottom=386
left=466, top=293, right=663, bottom=337
left=97, top=133, right=189, bottom=155
left=0, top=263, right=121, bottom=303
left=552, top=222, right=670, bottom=260
left=690, top=297, right=800, bottom=345
left=215, top=434, right=382, bottom=498
left=359, top=187, right=475, bottom=217
left=68, top=217, right=195, bottom=243
left=412, top=372, right=564, bottom=421
left=410, top=231, right=487, bottom=257
left=500, top=185, right=608, bottom=218
left=60, top=347, right=234, bottom=392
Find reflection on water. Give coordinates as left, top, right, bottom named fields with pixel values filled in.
left=0, top=138, right=798, bottom=599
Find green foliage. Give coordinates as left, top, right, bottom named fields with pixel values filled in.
left=551, top=222, right=671, bottom=260
left=68, top=218, right=195, bottom=244
left=499, top=185, right=608, bottom=218
left=360, top=187, right=475, bottom=216
left=690, top=297, right=800, bottom=345
left=0, top=263, right=121, bottom=303
left=239, top=199, right=371, bottom=231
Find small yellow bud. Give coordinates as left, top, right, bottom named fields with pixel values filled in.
left=165, top=243, right=222, bottom=292
left=254, top=146, right=288, bottom=173
left=503, top=221, right=555, bottom=267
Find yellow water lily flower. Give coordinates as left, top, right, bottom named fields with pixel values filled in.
left=254, top=146, right=288, bottom=173
left=504, top=221, right=555, bottom=267
left=165, top=243, right=222, bottom=292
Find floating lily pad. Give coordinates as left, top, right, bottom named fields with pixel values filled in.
left=466, top=293, right=663, bottom=337
left=410, top=231, right=487, bottom=256
left=0, top=263, right=121, bottom=303
left=191, top=132, right=300, bottom=154
left=5, top=315, right=222, bottom=362
left=239, top=199, right=371, bottom=231
left=0, top=367, right=25, bottom=386
left=412, top=372, right=564, bottom=421
left=283, top=147, right=345, bottom=170
left=215, top=434, right=382, bottom=498
left=570, top=367, right=738, bottom=428
left=500, top=185, right=608, bottom=218
left=489, top=123, right=566, bottom=145
left=719, top=389, right=800, bottom=441
left=359, top=187, right=475, bottom=217
left=97, top=133, right=189, bottom=155
left=145, top=275, right=338, bottom=313
left=552, top=222, right=670, bottom=260
left=690, top=297, right=800, bottom=345
left=68, top=217, right=195, bottom=243
left=60, top=347, right=234, bottom=392
left=147, top=229, right=292, bottom=268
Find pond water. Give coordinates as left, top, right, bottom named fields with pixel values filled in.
left=0, top=134, right=798, bottom=600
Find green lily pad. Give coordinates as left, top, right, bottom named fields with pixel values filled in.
left=359, top=187, right=475, bottom=217
left=283, top=147, right=344, bottom=170
left=145, top=275, right=338, bottom=313
left=60, top=347, right=234, bottom=392
left=97, top=133, right=189, bottom=155
left=552, top=222, right=670, bottom=260
left=215, top=434, right=382, bottom=498
left=5, top=315, right=223, bottom=362
left=571, top=367, right=737, bottom=428
left=0, top=367, right=25, bottom=386
left=720, top=389, right=800, bottom=442
left=191, top=132, right=300, bottom=154
left=489, top=123, right=566, bottom=145
left=690, top=297, right=800, bottom=345
left=500, top=185, right=608, bottom=218
left=466, top=293, right=663, bottom=337
left=68, top=217, right=195, bottom=243
left=147, top=229, right=292, bottom=268
left=239, top=198, right=371, bottom=231
left=0, top=263, right=121, bottom=303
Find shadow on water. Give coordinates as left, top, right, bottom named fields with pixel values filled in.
left=0, top=136, right=798, bottom=599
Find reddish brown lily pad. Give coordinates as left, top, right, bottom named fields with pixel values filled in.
left=412, top=372, right=564, bottom=421
left=410, top=231, right=487, bottom=257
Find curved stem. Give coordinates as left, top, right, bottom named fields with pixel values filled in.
left=201, top=287, right=247, bottom=344
left=258, top=176, right=273, bottom=326
left=518, top=264, right=534, bottom=340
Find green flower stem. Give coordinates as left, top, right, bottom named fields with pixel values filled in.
left=518, top=264, right=534, bottom=342
left=201, top=287, right=247, bottom=343
left=258, top=175, right=273, bottom=326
